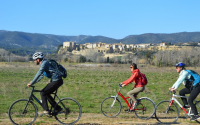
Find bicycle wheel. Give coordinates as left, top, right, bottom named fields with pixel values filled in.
left=155, top=100, right=179, bottom=123
left=134, top=97, right=155, bottom=120
left=8, top=99, right=38, bottom=125
left=194, top=101, right=200, bottom=123
left=101, top=97, right=122, bottom=117
left=54, top=98, right=82, bottom=125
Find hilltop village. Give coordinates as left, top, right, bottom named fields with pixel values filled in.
left=59, top=41, right=200, bottom=55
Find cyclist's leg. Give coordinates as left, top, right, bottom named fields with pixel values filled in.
left=40, top=79, right=63, bottom=111
left=188, top=85, right=200, bottom=116
left=127, top=87, right=144, bottom=106
left=179, top=88, right=190, bottom=106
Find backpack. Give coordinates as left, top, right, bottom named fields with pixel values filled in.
left=140, top=72, right=148, bottom=85
left=48, top=59, right=67, bottom=78
left=185, top=70, right=200, bottom=90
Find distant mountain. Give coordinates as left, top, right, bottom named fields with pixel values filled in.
left=78, top=36, right=119, bottom=44
left=1, top=30, right=200, bottom=55
left=0, top=30, right=90, bottom=49
left=121, top=32, right=200, bottom=44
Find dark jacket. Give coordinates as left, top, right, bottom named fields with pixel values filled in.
left=30, top=59, right=62, bottom=85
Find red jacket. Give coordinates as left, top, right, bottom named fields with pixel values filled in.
left=122, top=69, right=144, bottom=88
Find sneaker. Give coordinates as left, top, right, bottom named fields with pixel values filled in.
left=38, top=110, right=50, bottom=116
left=190, top=115, right=200, bottom=121
left=130, top=102, right=138, bottom=110
left=183, top=105, right=190, bottom=109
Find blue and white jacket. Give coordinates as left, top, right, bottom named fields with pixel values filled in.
left=30, top=59, right=62, bottom=85
left=171, top=70, right=191, bottom=89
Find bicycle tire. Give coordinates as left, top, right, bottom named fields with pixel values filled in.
left=134, top=97, right=155, bottom=120
left=54, top=98, right=82, bottom=125
left=194, top=101, right=200, bottom=123
left=8, top=99, right=38, bottom=125
left=155, top=100, right=179, bottom=123
left=101, top=97, right=122, bottom=117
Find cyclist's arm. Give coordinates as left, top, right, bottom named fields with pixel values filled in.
left=122, top=72, right=138, bottom=86
left=30, top=61, right=46, bottom=85
left=171, top=70, right=188, bottom=89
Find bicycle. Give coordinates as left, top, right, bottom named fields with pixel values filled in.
left=8, top=86, right=82, bottom=125
left=155, top=91, right=200, bottom=123
left=100, top=84, right=155, bottom=120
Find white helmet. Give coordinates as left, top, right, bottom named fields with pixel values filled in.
left=32, top=52, right=44, bottom=60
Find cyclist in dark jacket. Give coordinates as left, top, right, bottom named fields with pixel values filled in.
left=27, top=52, right=63, bottom=115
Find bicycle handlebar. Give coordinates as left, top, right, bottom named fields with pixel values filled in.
left=25, top=85, right=42, bottom=92
left=25, top=85, right=35, bottom=89
left=168, top=90, right=176, bottom=94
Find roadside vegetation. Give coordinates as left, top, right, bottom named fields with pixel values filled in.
left=2, top=44, right=200, bottom=68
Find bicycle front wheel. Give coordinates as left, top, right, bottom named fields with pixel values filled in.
left=134, top=97, right=155, bottom=120
left=101, top=97, right=122, bottom=117
left=155, top=100, right=179, bottom=123
left=54, top=98, right=82, bottom=125
left=8, top=99, right=38, bottom=125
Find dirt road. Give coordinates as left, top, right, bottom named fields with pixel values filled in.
left=1, top=113, right=199, bottom=125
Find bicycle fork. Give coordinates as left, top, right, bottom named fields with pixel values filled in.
left=165, top=100, right=174, bottom=114
left=22, top=92, right=35, bottom=115
left=111, top=95, right=118, bottom=108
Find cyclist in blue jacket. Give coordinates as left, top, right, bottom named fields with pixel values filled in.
left=27, top=52, right=63, bottom=115
left=169, top=62, right=200, bottom=121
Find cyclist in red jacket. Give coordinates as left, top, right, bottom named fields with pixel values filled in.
left=121, top=63, right=145, bottom=110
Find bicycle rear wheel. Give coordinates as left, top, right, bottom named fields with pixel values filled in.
left=8, top=99, right=37, bottom=125
left=101, top=97, right=122, bottom=117
left=194, top=101, right=200, bottom=123
left=134, top=97, right=155, bottom=119
left=54, top=98, right=82, bottom=125
left=155, top=100, right=179, bottom=123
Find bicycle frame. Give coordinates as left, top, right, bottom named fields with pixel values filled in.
left=169, top=91, right=200, bottom=118
left=111, top=85, right=144, bottom=111
left=24, top=86, right=64, bottom=115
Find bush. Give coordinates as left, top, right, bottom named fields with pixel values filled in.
left=79, top=56, right=86, bottom=63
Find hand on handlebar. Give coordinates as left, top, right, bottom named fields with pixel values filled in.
left=120, top=83, right=126, bottom=87
left=169, top=88, right=176, bottom=92
left=27, top=83, right=32, bottom=87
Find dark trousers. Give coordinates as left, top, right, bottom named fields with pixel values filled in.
left=179, top=85, right=200, bottom=115
left=40, top=79, right=63, bottom=111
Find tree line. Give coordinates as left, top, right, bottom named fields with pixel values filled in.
left=1, top=46, right=200, bottom=68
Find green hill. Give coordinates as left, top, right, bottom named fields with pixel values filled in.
left=1, top=30, right=200, bottom=55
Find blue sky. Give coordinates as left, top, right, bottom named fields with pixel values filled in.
left=1, top=0, right=200, bottom=39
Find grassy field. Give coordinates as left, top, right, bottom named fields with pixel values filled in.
left=1, top=62, right=200, bottom=124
